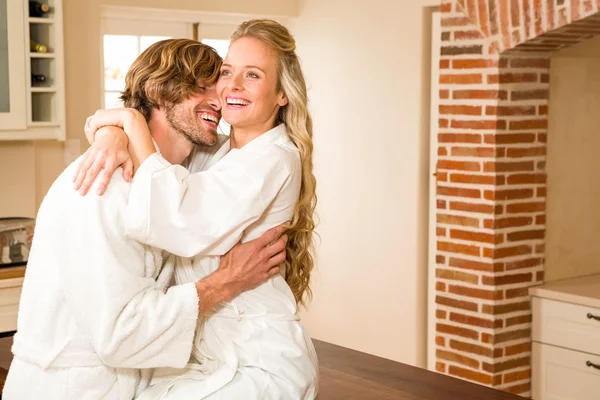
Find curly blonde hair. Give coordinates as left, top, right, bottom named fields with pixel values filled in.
left=231, top=20, right=317, bottom=307
left=121, top=39, right=222, bottom=121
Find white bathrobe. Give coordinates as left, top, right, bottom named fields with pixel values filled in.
left=126, top=124, right=319, bottom=399
left=3, top=161, right=201, bottom=400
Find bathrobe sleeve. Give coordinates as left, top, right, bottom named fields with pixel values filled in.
left=125, top=146, right=297, bottom=258
left=58, top=175, right=199, bottom=369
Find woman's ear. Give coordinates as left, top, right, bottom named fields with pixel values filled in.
left=278, top=91, right=289, bottom=107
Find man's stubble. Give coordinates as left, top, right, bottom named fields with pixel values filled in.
left=165, top=102, right=218, bottom=147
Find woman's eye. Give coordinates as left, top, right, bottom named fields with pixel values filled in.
left=221, top=70, right=232, bottom=77
left=247, top=72, right=259, bottom=79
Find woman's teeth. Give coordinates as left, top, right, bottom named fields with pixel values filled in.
left=227, top=98, right=251, bottom=106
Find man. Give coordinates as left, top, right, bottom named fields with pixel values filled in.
left=4, top=39, right=286, bottom=399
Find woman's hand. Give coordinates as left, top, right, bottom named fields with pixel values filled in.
left=84, top=108, right=156, bottom=171
left=83, top=108, right=141, bottom=145
left=73, top=126, right=133, bottom=196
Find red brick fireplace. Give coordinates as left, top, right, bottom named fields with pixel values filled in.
left=434, top=0, right=600, bottom=396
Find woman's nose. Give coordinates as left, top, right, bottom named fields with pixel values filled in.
left=228, top=74, right=242, bottom=91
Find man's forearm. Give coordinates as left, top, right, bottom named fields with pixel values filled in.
left=195, top=271, right=237, bottom=316
left=194, top=224, right=288, bottom=315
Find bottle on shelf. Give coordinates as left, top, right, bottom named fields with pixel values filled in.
left=29, top=1, right=51, bottom=18
left=31, top=74, right=47, bottom=85
left=30, top=40, right=48, bottom=53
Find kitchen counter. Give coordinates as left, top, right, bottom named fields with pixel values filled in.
left=0, top=267, right=24, bottom=334
left=529, top=273, right=600, bottom=308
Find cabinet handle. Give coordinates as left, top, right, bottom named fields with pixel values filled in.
left=586, top=361, right=600, bottom=370
left=587, top=313, right=600, bottom=321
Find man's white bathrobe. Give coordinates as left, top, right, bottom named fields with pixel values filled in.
left=3, top=161, right=201, bottom=399
left=127, top=124, right=319, bottom=399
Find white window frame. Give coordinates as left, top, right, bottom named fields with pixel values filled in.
left=100, top=6, right=291, bottom=28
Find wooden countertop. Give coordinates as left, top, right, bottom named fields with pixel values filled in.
left=0, top=266, right=25, bottom=282
left=313, top=340, right=522, bottom=400
left=529, top=273, right=600, bottom=309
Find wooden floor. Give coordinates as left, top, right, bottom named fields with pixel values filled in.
left=0, top=335, right=523, bottom=399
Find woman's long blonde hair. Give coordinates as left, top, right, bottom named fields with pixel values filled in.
left=231, top=20, right=317, bottom=307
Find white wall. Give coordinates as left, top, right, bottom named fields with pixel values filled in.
left=294, top=0, right=439, bottom=366
left=545, top=36, right=600, bottom=282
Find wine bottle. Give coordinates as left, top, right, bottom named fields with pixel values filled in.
left=30, top=40, right=47, bottom=53
left=31, top=74, right=47, bottom=85
left=29, top=1, right=50, bottom=18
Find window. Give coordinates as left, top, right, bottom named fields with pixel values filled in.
left=101, top=16, right=190, bottom=108
left=201, top=38, right=229, bottom=59
left=103, top=35, right=171, bottom=109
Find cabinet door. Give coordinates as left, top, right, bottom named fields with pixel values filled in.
left=0, top=280, right=22, bottom=333
left=532, top=297, right=600, bottom=356
left=0, top=0, right=26, bottom=130
left=533, top=342, right=600, bottom=400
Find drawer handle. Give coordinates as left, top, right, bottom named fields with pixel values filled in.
left=586, top=361, right=600, bottom=370
left=587, top=313, right=600, bottom=322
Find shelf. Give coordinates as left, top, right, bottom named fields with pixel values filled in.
left=30, top=87, right=57, bottom=93
left=28, top=121, right=60, bottom=128
left=0, top=127, right=62, bottom=141
left=28, top=17, right=55, bottom=24
left=29, top=52, right=55, bottom=59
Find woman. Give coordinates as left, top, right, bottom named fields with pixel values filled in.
left=77, top=20, right=318, bottom=399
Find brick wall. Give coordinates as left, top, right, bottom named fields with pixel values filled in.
left=435, top=0, right=600, bottom=396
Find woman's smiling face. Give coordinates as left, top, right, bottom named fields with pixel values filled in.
left=216, top=37, right=288, bottom=131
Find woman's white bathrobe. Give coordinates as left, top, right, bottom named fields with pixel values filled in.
left=3, top=161, right=200, bottom=399
left=127, top=124, right=319, bottom=399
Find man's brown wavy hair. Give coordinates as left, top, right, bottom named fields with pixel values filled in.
left=120, top=39, right=222, bottom=121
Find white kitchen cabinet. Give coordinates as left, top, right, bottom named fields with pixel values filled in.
left=531, top=275, right=600, bottom=400
left=0, top=277, right=23, bottom=333
left=0, top=0, right=27, bottom=131
left=0, top=0, right=65, bottom=140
